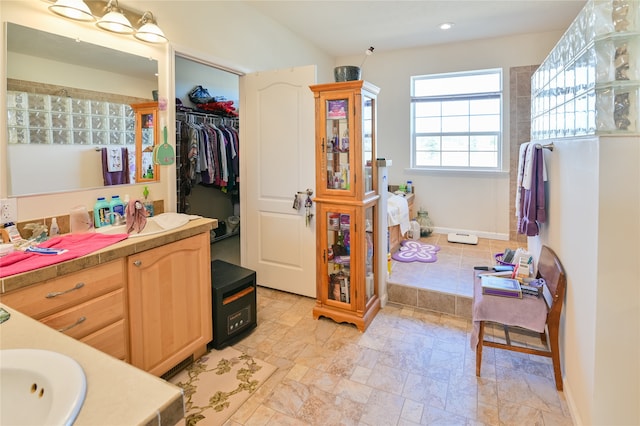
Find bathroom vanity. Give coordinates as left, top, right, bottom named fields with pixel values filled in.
left=0, top=217, right=216, bottom=378
left=0, top=302, right=185, bottom=425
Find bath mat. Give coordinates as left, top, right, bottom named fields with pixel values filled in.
left=392, top=240, right=440, bottom=263
left=170, top=346, right=276, bottom=425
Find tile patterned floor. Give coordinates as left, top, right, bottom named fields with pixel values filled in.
left=213, top=285, right=574, bottom=425
left=194, top=233, right=573, bottom=425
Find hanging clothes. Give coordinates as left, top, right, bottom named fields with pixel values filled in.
left=176, top=122, right=191, bottom=213
left=175, top=112, right=240, bottom=213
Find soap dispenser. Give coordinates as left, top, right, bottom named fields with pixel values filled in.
left=93, top=197, right=111, bottom=228
left=49, top=218, right=60, bottom=236
left=109, top=195, right=125, bottom=224
left=142, top=186, right=154, bottom=217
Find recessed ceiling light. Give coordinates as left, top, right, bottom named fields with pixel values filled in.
left=440, top=22, right=454, bottom=30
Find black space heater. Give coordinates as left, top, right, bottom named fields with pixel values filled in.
left=208, top=260, right=257, bottom=349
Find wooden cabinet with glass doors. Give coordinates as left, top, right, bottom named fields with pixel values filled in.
left=310, top=81, right=381, bottom=331
left=131, top=102, right=159, bottom=183
left=310, top=80, right=379, bottom=200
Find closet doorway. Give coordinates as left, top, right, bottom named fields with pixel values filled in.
left=174, top=54, right=241, bottom=265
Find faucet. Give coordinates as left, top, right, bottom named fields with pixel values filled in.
left=107, top=212, right=126, bottom=226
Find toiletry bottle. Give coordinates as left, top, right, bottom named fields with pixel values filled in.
left=406, top=180, right=413, bottom=193
left=142, top=186, right=154, bottom=217
left=49, top=218, right=59, bottom=236
left=109, top=195, right=125, bottom=224
left=3, top=222, right=23, bottom=242
left=93, top=197, right=111, bottom=228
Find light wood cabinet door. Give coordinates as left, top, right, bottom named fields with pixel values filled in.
left=313, top=199, right=380, bottom=332
left=309, top=80, right=379, bottom=202
left=127, top=232, right=212, bottom=376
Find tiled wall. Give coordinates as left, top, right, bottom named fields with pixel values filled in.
left=12, top=200, right=164, bottom=239
left=509, top=65, right=538, bottom=242
left=388, top=283, right=473, bottom=319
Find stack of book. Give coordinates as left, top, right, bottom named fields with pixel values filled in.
left=481, top=275, right=522, bottom=298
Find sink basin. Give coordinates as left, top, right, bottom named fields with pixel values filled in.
left=95, top=213, right=191, bottom=238
left=0, top=349, right=87, bottom=426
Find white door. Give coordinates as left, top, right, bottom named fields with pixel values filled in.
left=239, top=65, right=317, bottom=297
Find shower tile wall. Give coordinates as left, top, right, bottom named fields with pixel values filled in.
left=509, top=65, right=538, bottom=243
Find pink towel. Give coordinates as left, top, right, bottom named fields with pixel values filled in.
left=125, top=199, right=148, bottom=234
left=0, top=233, right=128, bottom=278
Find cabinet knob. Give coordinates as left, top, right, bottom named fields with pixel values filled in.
left=133, top=260, right=142, bottom=267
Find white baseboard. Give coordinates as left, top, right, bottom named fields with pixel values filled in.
left=562, top=379, right=582, bottom=426
left=379, top=292, right=388, bottom=308
left=433, top=227, right=509, bottom=241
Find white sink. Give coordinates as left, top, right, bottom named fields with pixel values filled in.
left=0, top=349, right=87, bottom=426
left=95, top=213, right=191, bottom=238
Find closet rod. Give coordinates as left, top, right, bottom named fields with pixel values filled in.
left=176, top=110, right=238, bottom=123
left=176, top=113, right=238, bottom=128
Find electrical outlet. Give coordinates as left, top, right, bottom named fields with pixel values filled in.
left=0, top=198, right=18, bottom=225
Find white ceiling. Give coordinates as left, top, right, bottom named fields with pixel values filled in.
left=244, top=0, right=587, bottom=57
left=8, top=1, right=587, bottom=78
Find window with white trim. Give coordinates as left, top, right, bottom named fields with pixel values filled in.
left=411, top=68, right=503, bottom=169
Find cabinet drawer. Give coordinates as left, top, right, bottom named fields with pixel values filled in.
left=81, top=319, right=128, bottom=361
left=1, top=259, right=125, bottom=319
left=40, top=289, right=124, bottom=340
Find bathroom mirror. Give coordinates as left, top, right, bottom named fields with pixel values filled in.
left=5, top=23, right=158, bottom=196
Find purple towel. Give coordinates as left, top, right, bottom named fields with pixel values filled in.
left=101, top=147, right=130, bottom=186
left=470, top=275, right=549, bottom=349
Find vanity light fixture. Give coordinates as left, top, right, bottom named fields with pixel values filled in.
left=49, top=0, right=95, bottom=21
left=96, top=0, right=134, bottom=34
left=134, top=12, right=168, bottom=44
left=47, top=0, right=168, bottom=44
